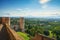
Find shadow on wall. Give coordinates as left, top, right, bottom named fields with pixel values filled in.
left=0, top=24, right=10, bottom=40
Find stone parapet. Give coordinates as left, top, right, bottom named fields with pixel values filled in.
left=31, top=33, right=55, bottom=40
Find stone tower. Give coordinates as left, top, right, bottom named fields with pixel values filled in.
left=5, top=17, right=10, bottom=25
left=0, top=17, right=10, bottom=25
left=0, top=17, right=2, bottom=24
left=19, top=17, right=24, bottom=32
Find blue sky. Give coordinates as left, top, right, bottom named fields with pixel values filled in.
left=0, top=0, right=60, bottom=18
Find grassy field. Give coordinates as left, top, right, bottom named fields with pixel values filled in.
left=49, top=31, right=53, bottom=38
left=17, top=32, right=30, bottom=40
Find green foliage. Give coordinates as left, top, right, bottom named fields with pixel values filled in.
left=43, top=30, right=49, bottom=36
left=17, top=32, right=30, bottom=40
left=10, top=18, right=19, bottom=25
left=11, top=18, right=60, bottom=40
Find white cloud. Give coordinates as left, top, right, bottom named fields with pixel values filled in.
left=39, top=0, right=51, bottom=8
left=16, top=8, right=23, bottom=11
left=39, top=0, right=50, bottom=4
left=41, top=5, right=48, bottom=8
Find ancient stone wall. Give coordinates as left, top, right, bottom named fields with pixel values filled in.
left=0, top=17, right=23, bottom=40
left=31, top=33, right=55, bottom=40
left=0, top=24, right=24, bottom=40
